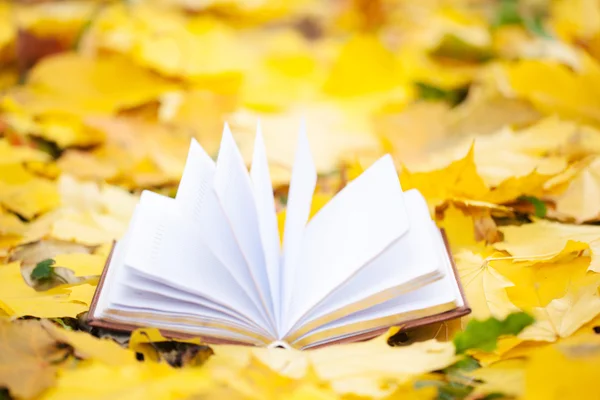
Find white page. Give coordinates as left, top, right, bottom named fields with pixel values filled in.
left=122, top=190, right=274, bottom=332
left=94, top=226, right=132, bottom=319
left=292, top=223, right=462, bottom=346
left=118, top=269, right=270, bottom=335
left=112, top=291, right=254, bottom=332
left=291, top=189, right=442, bottom=332
left=175, top=137, right=270, bottom=325
left=279, top=123, right=317, bottom=335
left=283, top=154, right=410, bottom=335
left=250, top=122, right=281, bottom=318
left=213, top=124, right=275, bottom=329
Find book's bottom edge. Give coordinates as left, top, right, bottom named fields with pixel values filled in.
left=87, top=305, right=471, bottom=350
left=87, top=315, right=253, bottom=346
left=303, top=306, right=471, bottom=350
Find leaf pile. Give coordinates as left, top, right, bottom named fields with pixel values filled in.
left=2, top=0, right=600, bottom=399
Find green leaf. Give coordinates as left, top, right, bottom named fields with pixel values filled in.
left=481, top=393, right=507, bottom=400
left=453, top=312, right=534, bottom=354
left=438, top=381, right=474, bottom=400
left=491, top=0, right=552, bottom=38
left=518, top=195, right=547, bottom=218
left=415, top=82, right=470, bottom=107
left=429, top=34, right=494, bottom=63
left=492, top=0, right=522, bottom=28
left=30, top=259, right=56, bottom=282
left=444, top=355, right=481, bottom=374
left=523, top=14, right=552, bottom=39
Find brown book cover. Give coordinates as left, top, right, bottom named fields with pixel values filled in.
left=87, top=228, right=471, bottom=349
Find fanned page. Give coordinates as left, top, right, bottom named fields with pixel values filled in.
left=288, top=192, right=465, bottom=348
left=94, top=190, right=273, bottom=344
left=175, top=137, right=272, bottom=331
left=285, top=189, right=444, bottom=341
left=214, top=124, right=276, bottom=332
left=249, top=123, right=281, bottom=320
left=282, top=154, right=410, bottom=335
left=279, top=124, right=317, bottom=335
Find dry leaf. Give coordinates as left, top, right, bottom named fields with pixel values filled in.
left=41, top=320, right=137, bottom=366
left=0, top=319, right=68, bottom=399
left=495, top=219, right=600, bottom=272
left=525, top=333, right=600, bottom=399
left=519, top=282, right=600, bottom=342
left=454, top=250, right=521, bottom=320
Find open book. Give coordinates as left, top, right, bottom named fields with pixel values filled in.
left=88, top=123, right=470, bottom=350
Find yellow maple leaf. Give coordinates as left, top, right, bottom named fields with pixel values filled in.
left=7, top=53, right=176, bottom=116
left=0, top=319, right=69, bottom=399
left=493, top=253, right=595, bottom=314
left=37, top=359, right=213, bottom=400
left=0, top=178, right=59, bottom=220
left=21, top=174, right=139, bottom=247
left=52, top=253, right=106, bottom=277
left=502, top=53, right=600, bottom=125
left=519, top=282, right=600, bottom=342
left=466, top=359, right=525, bottom=398
left=323, top=33, right=404, bottom=97
left=93, top=4, right=245, bottom=82
left=206, top=329, right=456, bottom=398
left=551, top=0, right=600, bottom=44
left=525, top=333, right=600, bottom=399
left=436, top=205, right=486, bottom=251
left=547, top=156, right=600, bottom=223
left=495, top=219, right=600, bottom=272
left=454, top=249, right=521, bottom=320
left=400, top=144, right=489, bottom=209
left=56, top=150, right=120, bottom=182
left=129, top=327, right=210, bottom=364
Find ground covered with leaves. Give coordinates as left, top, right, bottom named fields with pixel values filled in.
left=1, top=0, right=600, bottom=399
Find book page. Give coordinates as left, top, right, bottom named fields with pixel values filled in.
left=214, top=124, right=275, bottom=329
left=176, top=137, right=269, bottom=325
left=290, top=222, right=463, bottom=348
left=118, top=269, right=270, bottom=336
left=282, top=155, right=409, bottom=335
left=279, top=123, right=317, bottom=335
left=121, top=190, right=275, bottom=334
left=250, top=122, right=282, bottom=318
left=289, top=190, right=442, bottom=334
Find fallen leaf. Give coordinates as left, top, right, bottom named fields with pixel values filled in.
left=41, top=320, right=136, bottom=366
left=129, top=328, right=213, bottom=367
left=525, top=333, right=600, bottom=399
left=453, top=312, right=534, bottom=354
left=494, top=219, right=600, bottom=272
left=400, top=144, right=489, bottom=209
left=0, top=177, right=60, bottom=220
left=547, top=156, right=600, bottom=222
left=519, top=282, right=600, bottom=342
left=0, top=138, right=50, bottom=164
left=0, top=261, right=92, bottom=318
left=455, top=250, right=521, bottom=320
left=36, top=359, right=214, bottom=400
left=0, top=319, right=68, bottom=399
left=323, top=33, right=402, bottom=97
left=466, top=358, right=526, bottom=398
left=206, top=328, right=457, bottom=398
left=503, top=53, right=600, bottom=125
